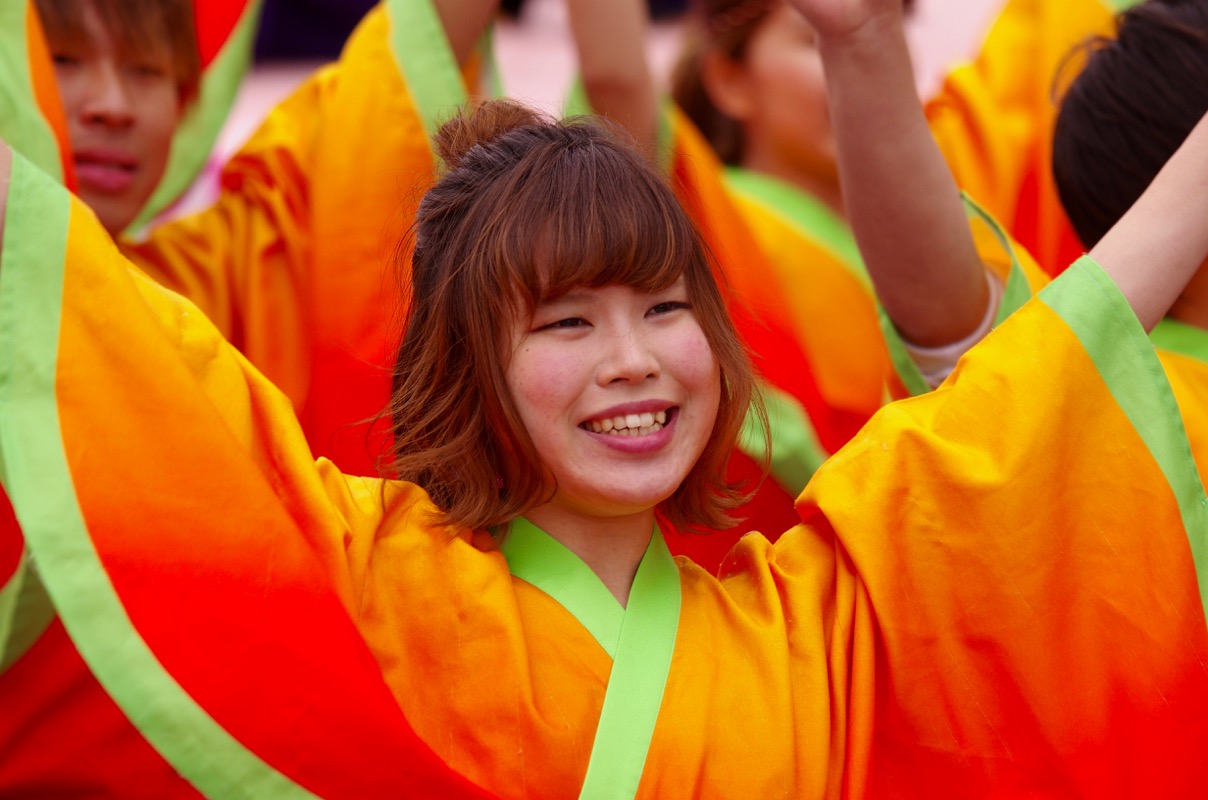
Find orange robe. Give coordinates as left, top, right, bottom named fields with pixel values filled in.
left=3, top=147, right=1206, bottom=798
left=927, top=0, right=1139, bottom=275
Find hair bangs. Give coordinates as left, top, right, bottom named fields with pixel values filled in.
left=35, top=0, right=200, bottom=93
left=485, top=131, right=706, bottom=317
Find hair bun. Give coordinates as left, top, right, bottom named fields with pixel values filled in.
left=435, top=99, right=548, bottom=170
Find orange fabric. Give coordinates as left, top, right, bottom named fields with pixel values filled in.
left=0, top=620, right=205, bottom=798
left=669, top=112, right=842, bottom=451
left=48, top=208, right=493, bottom=797
left=724, top=186, right=888, bottom=434
left=9, top=148, right=1208, bottom=796
left=343, top=288, right=1208, bottom=797
left=927, top=0, right=1116, bottom=275
left=124, top=5, right=446, bottom=477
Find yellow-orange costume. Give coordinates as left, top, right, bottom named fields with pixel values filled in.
left=2, top=148, right=1206, bottom=797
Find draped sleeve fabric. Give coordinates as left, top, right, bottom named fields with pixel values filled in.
left=789, top=256, right=1208, bottom=795
left=123, top=1, right=472, bottom=477
left=0, top=150, right=494, bottom=798
left=925, top=0, right=1127, bottom=275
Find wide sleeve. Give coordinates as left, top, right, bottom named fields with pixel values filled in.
left=123, top=0, right=473, bottom=477
left=121, top=67, right=332, bottom=406
left=796, top=256, right=1208, bottom=796
left=0, top=151, right=493, bottom=798
left=925, top=0, right=1124, bottom=275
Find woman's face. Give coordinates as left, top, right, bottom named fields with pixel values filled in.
left=47, top=0, right=183, bottom=234
left=720, top=4, right=837, bottom=188
left=505, top=278, right=721, bottom=523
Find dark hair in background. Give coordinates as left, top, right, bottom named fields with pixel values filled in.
left=1053, top=0, right=1208, bottom=249
left=34, top=0, right=202, bottom=99
left=672, top=0, right=916, bottom=164
left=383, top=99, right=760, bottom=534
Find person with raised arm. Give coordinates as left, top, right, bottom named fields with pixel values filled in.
left=4, top=91, right=1208, bottom=794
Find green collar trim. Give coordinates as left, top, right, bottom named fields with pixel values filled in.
left=500, top=517, right=682, bottom=800
left=723, top=166, right=866, bottom=284
left=1150, top=317, right=1208, bottom=365
left=500, top=516, right=625, bottom=657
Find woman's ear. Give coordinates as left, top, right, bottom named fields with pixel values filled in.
left=700, top=49, right=755, bottom=121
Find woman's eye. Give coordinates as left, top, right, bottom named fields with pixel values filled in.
left=130, top=63, right=168, bottom=78
left=649, top=301, right=690, bottom=316
left=51, top=53, right=80, bottom=68
left=538, top=317, right=587, bottom=331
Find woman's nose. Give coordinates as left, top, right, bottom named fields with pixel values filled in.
left=596, top=330, right=660, bottom=385
left=79, top=61, right=135, bottom=127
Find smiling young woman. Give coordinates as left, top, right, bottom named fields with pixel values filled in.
left=2, top=94, right=1208, bottom=796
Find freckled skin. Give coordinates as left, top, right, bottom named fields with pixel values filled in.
left=505, top=279, right=721, bottom=523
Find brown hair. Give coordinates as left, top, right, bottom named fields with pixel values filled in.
left=1053, top=0, right=1208, bottom=248
left=672, top=0, right=916, bottom=164
left=383, top=99, right=760, bottom=533
left=35, top=0, right=202, bottom=100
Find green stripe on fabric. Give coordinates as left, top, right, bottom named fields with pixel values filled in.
left=0, top=547, right=56, bottom=674
left=578, top=530, right=680, bottom=800
left=0, top=153, right=319, bottom=799
left=880, top=193, right=1033, bottom=396
left=500, top=517, right=624, bottom=658
left=0, top=4, right=63, bottom=182
left=723, top=167, right=867, bottom=284
left=1151, top=317, right=1208, bottom=366
left=129, top=0, right=264, bottom=233
left=1039, top=256, right=1208, bottom=614
left=959, top=194, right=1033, bottom=327
left=738, top=384, right=827, bottom=496
left=387, top=0, right=467, bottom=139
left=880, top=314, right=934, bottom=396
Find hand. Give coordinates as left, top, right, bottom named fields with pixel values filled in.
left=782, top=0, right=905, bottom=44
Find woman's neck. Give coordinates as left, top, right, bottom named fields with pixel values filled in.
left=521, top=505, right=656, bottom=607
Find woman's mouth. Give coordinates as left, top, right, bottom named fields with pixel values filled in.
left=581, top=409, right=670, bottom=436
left=74, top=150, right=138, bottom=194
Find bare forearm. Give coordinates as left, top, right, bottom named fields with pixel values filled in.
left=819, top=11, right=987, bottom=346
left=433, top=0, right=500, bottom=66
left=567, top=0, right=658, bottom=156
left=1089, top=113, right=1208, bottom=331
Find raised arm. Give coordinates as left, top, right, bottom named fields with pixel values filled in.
left=434, top=0, right=501, bottom=65
left=566, top=0, right=659, bottom=156
left=1088, top=111, right=1208, bottom=331
left=785, top=0, right=987, bottom=347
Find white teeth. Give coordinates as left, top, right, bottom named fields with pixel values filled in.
left=583, top=409, right=671, bottom=436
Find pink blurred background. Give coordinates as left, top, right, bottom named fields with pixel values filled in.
left=178, top=0, right=1001, bottom=217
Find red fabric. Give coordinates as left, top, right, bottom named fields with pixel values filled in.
left=193, top=0, right=249, bottom=67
